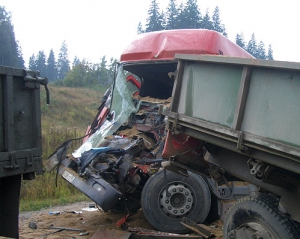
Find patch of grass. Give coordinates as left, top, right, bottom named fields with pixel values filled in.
left=20, top=194, right=89, bottom=212
left=40, top=85, right=105, bottom=128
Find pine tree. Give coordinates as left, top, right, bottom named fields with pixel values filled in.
left=16, top=43, right=25, bottom=68
left=246, top=33, right=258, bottom=58
left=179, top=0, right=201, bottom=29
left=57, top=41, right=70, bottom=80
left=73, top=56, right=80, bottom=67
left=0, top=6, right=24, bottom=68
left=235, top=33, right=246, bottom=49
left=99, top=56, right=109, bottom=85
left=145, top=0, right=165, bottom=32
left=47, top=49, right=57, bottom=82
left=108, top=57, right=117, bottom=85
left=212, top=7, right=227, bottom=36
left=137, top=22, right=144, bottom=34
left=165, top=0, right=179, bottom=30
left=267, top=44, right=274, bottom=60
left=28, top=54, right=37, bottom=71
left=256, top=41, right=266, bottom=59
left=36, top=50, right=47, bottom=77
left=201, top=9, right=213, bottom=30
left=176, top=3, right=186, bottom=29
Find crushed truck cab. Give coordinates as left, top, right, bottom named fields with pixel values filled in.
left=46, top=29, right=254, bottom=229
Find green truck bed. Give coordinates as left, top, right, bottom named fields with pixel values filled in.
left=167, top=54, right=300, bottom=174
left=0, top=65, right=47, bottom=238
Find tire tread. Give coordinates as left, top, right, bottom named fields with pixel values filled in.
left=224, top=193, right=300, bottom=239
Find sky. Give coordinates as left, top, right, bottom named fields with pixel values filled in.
left=2, top=0, right=300, bottom=67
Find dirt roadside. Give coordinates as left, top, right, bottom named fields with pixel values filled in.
left=19, top=201, right=139, bottom=239
left=19, top=201, right=223, bottom=239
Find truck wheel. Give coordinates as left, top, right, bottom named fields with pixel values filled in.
left=141, top=170, right=211, bottom=233
left=224, top=194, right=300, bottom=239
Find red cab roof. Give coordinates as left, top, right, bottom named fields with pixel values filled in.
left=120, top=29, right=253, bottom=62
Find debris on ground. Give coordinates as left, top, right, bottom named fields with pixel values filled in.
left=19, top=201, right=224, bottom=238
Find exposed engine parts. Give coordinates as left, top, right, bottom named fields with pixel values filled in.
left=63, top=99, right=169, bottom=208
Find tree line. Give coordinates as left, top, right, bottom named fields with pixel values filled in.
left=236, top=33, right=273, bottom=60
left=0, top=6, right=24, bottom=68
left=27, top=41, right=116, bottom=87
left=0, top=6, right=116, bottom=87
left=0, top=1, right=274, bottom=88
left=139, top=0, right=273, bottom=60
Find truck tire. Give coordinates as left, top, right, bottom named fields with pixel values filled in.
left=224, top=193, right=300, bottom=239
left=141, top=170, right=211, bottom=233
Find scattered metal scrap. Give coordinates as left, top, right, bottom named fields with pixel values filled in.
left=40, top=226, right=86, bottom=238
left=128, top=227, right=202, bottom=238
left=90, top=226, right=205, bottom=239
left=49, top=226, right=85, bottom=232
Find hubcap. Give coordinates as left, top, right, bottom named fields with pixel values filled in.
left=160, top=183, right=194, bottom=217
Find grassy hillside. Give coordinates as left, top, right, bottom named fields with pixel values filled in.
left=40, top=85, right=107, bottom=156
left=20, top=85, right=107, bottom=211
left=41, top=85, right=105, bottom=129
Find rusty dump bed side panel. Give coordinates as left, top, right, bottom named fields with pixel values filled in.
left=120, top=29, right=253, bottom=63
left=166, top=54, right=300, bottom=175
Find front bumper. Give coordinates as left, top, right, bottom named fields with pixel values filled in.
left=59, top=157, right=122, bottom=212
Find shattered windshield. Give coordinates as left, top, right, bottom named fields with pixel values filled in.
left=73, top=65, right=138, bottom=158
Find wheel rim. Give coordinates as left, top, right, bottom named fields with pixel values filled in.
left=228, top=222, right=272, bottom=239
left=247, top=222, right=272, bottom=239
left=159, top=182, right=194, bottom=217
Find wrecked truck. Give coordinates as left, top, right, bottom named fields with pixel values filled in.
left=45, top=29, right=253, bottom=232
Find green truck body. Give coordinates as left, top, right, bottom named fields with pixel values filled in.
left=168, top=54, right=300, bottom=168
left=0, top=66, right=46, bottom=238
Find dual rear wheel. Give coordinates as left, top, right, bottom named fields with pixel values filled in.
left=141, top=171, right=300, bottom=238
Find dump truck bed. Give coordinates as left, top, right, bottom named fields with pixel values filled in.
left=166, top=54, right=300, bottom=174
left=0, top=65, right=46, bottom=238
